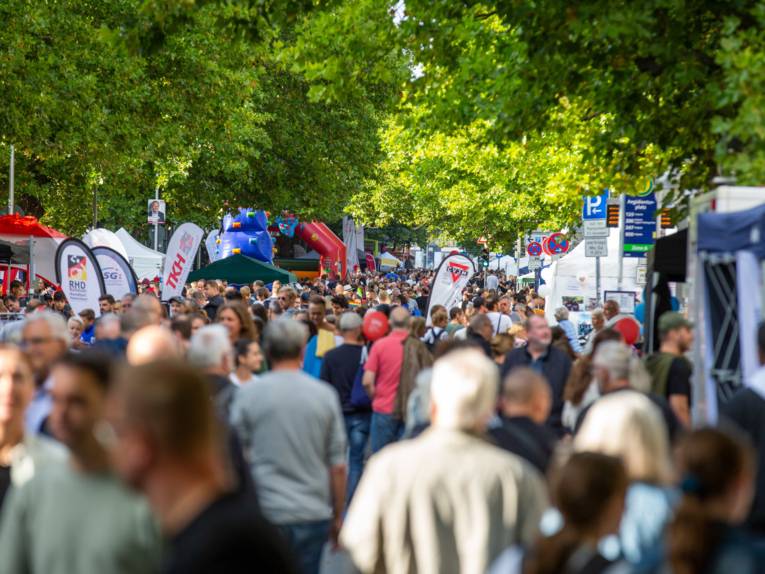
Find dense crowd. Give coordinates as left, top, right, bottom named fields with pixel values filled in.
left=0, top=269, right=764, bottom=573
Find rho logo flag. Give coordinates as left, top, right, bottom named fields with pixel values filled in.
left=426, top=253, right=476, bottom=326
left=161, top=223, right=204, bottom=301
left=55, top=238, right=106, bottom=315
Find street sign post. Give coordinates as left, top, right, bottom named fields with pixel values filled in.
left=585, top=238, right=608, bottom=257
left=583, top=219, right=609, bottom=237
left=583, top=191, right=609, bottom=304
left=527, top=242, right=543, bottom=257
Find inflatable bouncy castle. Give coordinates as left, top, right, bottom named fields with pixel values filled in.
left=210, top=208, right=347, bottom=280
left=217, top=209, right=274, bottom=263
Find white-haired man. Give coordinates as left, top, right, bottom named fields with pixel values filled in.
left=21, top=311, right=70, bottom=434
left=188, top=324, right=237, bottom=419
left=231, top=318, right=346, bottom=574
left=341, top=349, right=547, bottom=574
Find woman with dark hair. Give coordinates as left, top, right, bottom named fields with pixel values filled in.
left=562, top=328, right=623, bottom=431
left=659, top=428, right=761, bottom=574
left=524, top=452, right=628, bottom=574
left=551, top=326, right=577, bottom=361
left=230, top=338, right=264, bottom=386
left=250, top=302, right=268, bottom=325
left=216, top=302, right=257, bottom=343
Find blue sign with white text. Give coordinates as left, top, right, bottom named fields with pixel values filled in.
left=623, top=193, right=657, bottom=257
left=582, top=190, right=610, bottom=220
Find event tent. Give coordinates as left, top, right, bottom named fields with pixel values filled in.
left=82, top=228, right=130, bottom=261
left=378, top=251, right=402, bottom=269
left=545, top=232, right=641, bottom=326
left=115, top=228, right=164, bottom=280
left=188, top=254, right=296, bottom=285
left=0, top=214, right=67, bottom=287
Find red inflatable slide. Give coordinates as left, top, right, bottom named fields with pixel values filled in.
left=296, top=221, right=346, bottom=280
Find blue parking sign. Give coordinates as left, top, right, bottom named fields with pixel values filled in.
left=582, top=190, right=609, bottom=220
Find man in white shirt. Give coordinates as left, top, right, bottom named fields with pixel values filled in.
left=486, top=295, right=513, bottom=335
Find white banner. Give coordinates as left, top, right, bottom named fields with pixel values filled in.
left=426, top=253, right=476, bottom=325
left=161, top=223, right=204, bottom=301
left=55, top=239, right=106, bottom=315
left=92, top=246, right=138, bottom=298
left=205, top=229, right=220, bottom=263
left=343, top=216, right=361, bottom=274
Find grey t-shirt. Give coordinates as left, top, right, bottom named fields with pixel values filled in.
left=0, top=462, right=161, bottom=574
left=230, top=369, right=347, bottom=525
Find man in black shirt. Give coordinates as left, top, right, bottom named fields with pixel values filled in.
left=489, top=368, right=557, bottom=473
left=501, top=315, right=572, bottom=435
left=107, top=360, right=295, bottom=574
left=643, top=312, right=694, bottom=427
left=320, top=312, right=370, bottom=503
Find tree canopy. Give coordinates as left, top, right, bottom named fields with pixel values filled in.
left=2, top=1, right=765, bottom=246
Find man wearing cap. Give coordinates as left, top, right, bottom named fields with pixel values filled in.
left=320, top=312, right=370, bottom=503
left=643, top=311, right=694, bottom=427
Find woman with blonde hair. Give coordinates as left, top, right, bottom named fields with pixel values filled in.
left=574, top=391, right=676, bottom=564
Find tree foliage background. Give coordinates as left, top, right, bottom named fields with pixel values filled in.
left=2, top=1, right=765, bottom=249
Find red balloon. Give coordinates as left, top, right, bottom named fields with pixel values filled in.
left=614, top=317, right=641, bottom=346
left=363, top=311, right=389, bottom=342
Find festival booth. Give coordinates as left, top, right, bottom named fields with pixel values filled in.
left=545, top=232, right=641, bottom=331
left=188, top=253, right=297, bottom=285
left=0, top=214, right=67, bottom=291
left=692, top=203, right=765, bottom=423
left=115, top=228, right=164, bottom=280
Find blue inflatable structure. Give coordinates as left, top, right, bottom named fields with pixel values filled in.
left=218, top=209, right=274, bottom=263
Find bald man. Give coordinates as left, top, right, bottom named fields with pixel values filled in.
left=126, top=326, right=181, bottom=365
left=489, top=368, right=557, bottom=473
left=132, top=295, right=163, bottom=326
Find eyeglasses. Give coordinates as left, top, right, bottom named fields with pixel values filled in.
left=22, top=336, right=55, bottom=347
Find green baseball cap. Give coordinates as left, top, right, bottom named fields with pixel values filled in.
left=658, top=311, right=693, bottom=334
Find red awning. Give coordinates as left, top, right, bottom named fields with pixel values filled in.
left=0, top=214, right=67, bottom=238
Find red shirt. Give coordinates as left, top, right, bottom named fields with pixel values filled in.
left=364, top=330, right=408, bottom=414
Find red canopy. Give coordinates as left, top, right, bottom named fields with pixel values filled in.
left=0, top=214, right=67, bottom=238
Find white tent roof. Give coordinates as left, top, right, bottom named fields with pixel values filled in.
left=115, top=228, right=164, bottom=280
left=379, top=251, right=401, bottom=264
left=82, top=228, right=130, bottom=261
left=545, top=232, right=642, bottom=325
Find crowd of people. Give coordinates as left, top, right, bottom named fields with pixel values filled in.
left=0, top=268, right=763, bottom=573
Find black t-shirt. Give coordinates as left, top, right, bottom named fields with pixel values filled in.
left=666, top=357, right=692, bottom=403
left=0, top=464, right=10, bottom=510
left=163, top=491, right=296, bottom=574
left=489, top=416, right=558, bottom=474
left=320, top=343, right=367, bottom=413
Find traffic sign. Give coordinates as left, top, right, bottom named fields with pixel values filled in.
left=623, top=192, right=657, bottom=257
left=582, top=190, right=609, bottom=220
left=584, top=219, right=609, bottom=238
left=546, top=232, right=570, bottom=255
left=528, top=256, right=541, bottom=270
left=527, top=241, right=542, bottom=257
left=585, top=237, right=608, bottom=257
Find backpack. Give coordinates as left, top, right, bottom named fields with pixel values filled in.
left=643, top=352, right=676, bottom=398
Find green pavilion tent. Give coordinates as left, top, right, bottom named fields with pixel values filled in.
left=188, top=254, right=297, bottom=284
